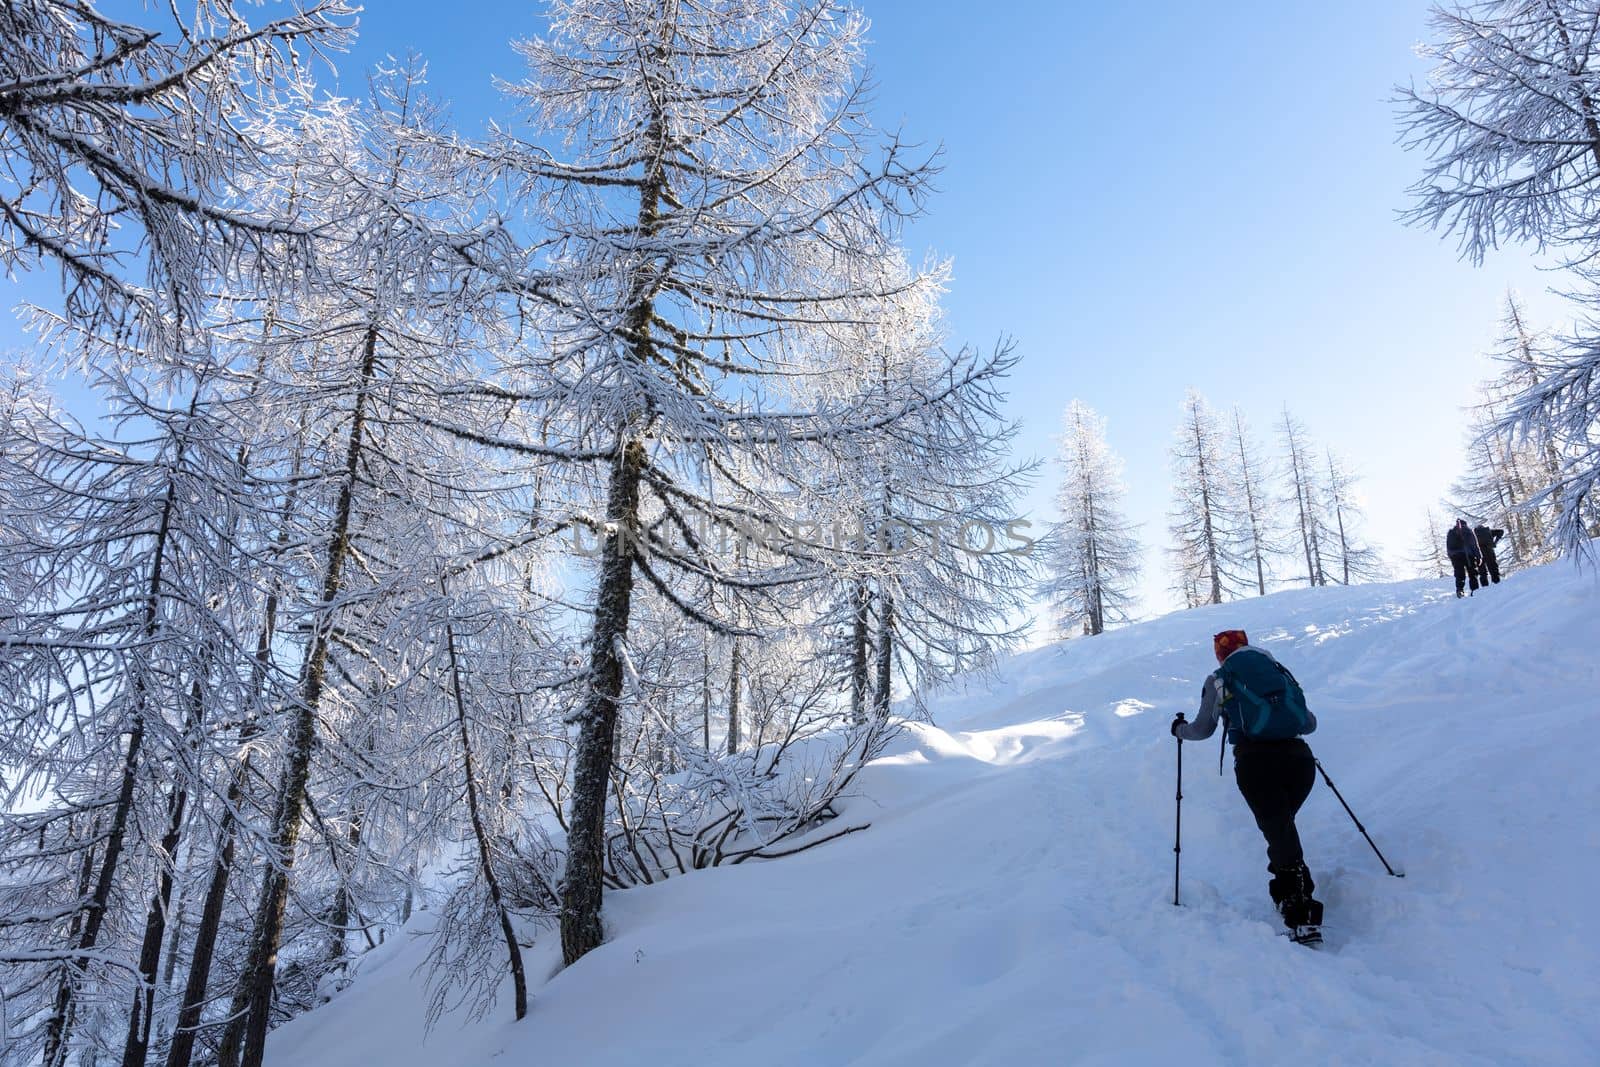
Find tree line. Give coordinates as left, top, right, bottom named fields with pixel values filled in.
left=1039, top=393, right=1382, bottom=639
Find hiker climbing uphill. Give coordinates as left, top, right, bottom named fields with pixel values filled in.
left=1171, top=629, right=1325, bottom=944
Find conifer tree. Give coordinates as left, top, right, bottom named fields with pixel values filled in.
left=1279, top=408, right=1330, bottom=587
left=1041, top=401, right=1141, bottom=636
left=482, top=0, right=961, bottom=967
left=1321, top=449, right=1385, bottom=585
left=1227, top=407, right=1281, bottom=596
left=1168, top=389, right=1245, bottom=605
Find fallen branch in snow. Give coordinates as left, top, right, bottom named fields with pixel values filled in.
left=738, top=822, right=872, bottom=862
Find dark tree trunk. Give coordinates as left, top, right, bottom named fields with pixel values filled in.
left=1233, top=413, right=1267, bottom=596
left=1084, top=491, right=1104, bottom=635
left=121, top=771, right=190, bottom=1067
left=873, top=586, right=894, bottom=718
left=849, top=581, right=870, bottom=721
left=725, top=638, right=742, bottom=754
left=560, top=438, right=646, bottom=966
left=559, top=63, right=667, bottom=971
left=122, top=676, right=205, bottom=1067
left=701, top=641, right=712, bottom=750
left=1193, top=426, right=1223, bottom=605
left=221, top=325, right=380, bottom=1067
left=1285, top=419, right=1320, bottom=587
left=43, top=819, right=101, bottom=1067
left=163, top=762, right=244, bottom=1067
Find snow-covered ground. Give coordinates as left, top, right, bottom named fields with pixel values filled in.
left=267, top=560, right=1600, bottom=1066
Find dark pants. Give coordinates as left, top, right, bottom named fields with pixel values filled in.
left=1477, top=549, right=1500, bottom=585
left=1450, top=554, right=1480, bottom=595
left=1234, top=738, right=1322, bottom=926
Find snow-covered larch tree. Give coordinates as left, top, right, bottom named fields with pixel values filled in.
left=1399, top=0, right=1600, bottom=267
left=0, top=369, right=275, bottom=1067
left=1040, top=400, right=1141, bottom=636
left=1279, top=408, right=1331, bottom=587
left=0, top=0, right=353, bottom=342
left=1168, top=389, right=1245, bottom=605
left=1226, top=407, right=1282, bottom=596
left=205, top=68, right=538, bottom=1067
left=481, top=0, right=953, bottom=968
left=1458, top=294, right=1583, bottom=563
left=805, top=267, right=1035, bottom=715
left=1320, top=449, right=1385, bottom=585
left=1411, top=506, right=1452, bottom=579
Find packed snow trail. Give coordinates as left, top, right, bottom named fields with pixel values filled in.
left=266, top=560, right=1600, bottom=1066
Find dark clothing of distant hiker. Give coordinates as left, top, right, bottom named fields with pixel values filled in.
left=1171, top=630, right=1324, bottom=931
left=1445, top=519, right=1482, bottom=597
left=1473, top=525, right=1504, bottom=585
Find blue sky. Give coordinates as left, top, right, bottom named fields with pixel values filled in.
left=1, top=0, right=1573, bottom=619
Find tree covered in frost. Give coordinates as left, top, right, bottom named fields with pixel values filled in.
left=1279, top=407, right=1331, bottom=587
left=1040, top=400, right=1141, bottom=636
left=473, top=0, right=1007, bottom=968
left=1400, top=1, right=1600, bottom=556
left=803, top=270, right=1034, bottom=713
left=1447, top=297, right=1566, bottom=570
left=208, top=68, right=540, bottom=1067
left=1226, top=407, right=1283, bottom=596
left=0, top=0, right=353, bottom=342
left=1411, top=506, right=1452, bottom=579
left=0, top=361, right=282, bottom=1067
left=1320, top=449, right=1385, bottom=585
left=0, top=59, right=556, bottom=1067
left=1168, top=389, right=1246, bottom=606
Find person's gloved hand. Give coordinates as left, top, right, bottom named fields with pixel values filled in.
left=1170, top=713, right=1187, bottom=738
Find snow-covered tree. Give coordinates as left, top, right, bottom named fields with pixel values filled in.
left=210, top=69, right=534, bottom=1067
left=1279, top=408, right=1331, bottom=587
left=1411, top=506, right=1451, bottom=578
left=1457, top=293, right=1595, bottom=562
left=1227, top=406, right=1282, bottom=596
left=809, top=293, right=1035, bottom=715
left=1453, top=386, right=1557, bottom=574
left=1168, top=389, right=1245, bottom=605
left=1321, top=449, right=1385, bottom=585
left=0, top=370, right=277, bottom=1067
left=1041, top=401, right=1141, bottom=636
left=481, top=0, right=958, bottom=968
left=0, top=0, right=352, bottom=341
left=1496, top=320, right=1600, bottom=553
left=1399, top=1, right=1600, bottom=267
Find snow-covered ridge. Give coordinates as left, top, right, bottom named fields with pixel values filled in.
left=268, top=560, right=1600, bottom=1066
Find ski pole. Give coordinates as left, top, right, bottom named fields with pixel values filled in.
left=1173, top=733, right=1183, bottom=906
left=1314, top=759, right=1404, bottom=878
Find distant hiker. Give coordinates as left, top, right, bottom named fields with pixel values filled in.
left=1170, top=629, right=1324, bottom=940
left=1473, top=524, right=1505, bottom=586
left=1445, top=518, right=1482, bottom=598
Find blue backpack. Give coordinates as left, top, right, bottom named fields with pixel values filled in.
left=1216, top=648, right=1312, bottom=741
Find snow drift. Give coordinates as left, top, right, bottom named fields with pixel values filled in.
left=266, top=559, right=1600, bottom=1066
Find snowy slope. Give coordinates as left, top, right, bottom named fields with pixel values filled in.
left=266, top=560, right=1600, bottom=1067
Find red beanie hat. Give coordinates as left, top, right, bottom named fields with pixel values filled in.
left=1213, top=629, right=1248, bottom=663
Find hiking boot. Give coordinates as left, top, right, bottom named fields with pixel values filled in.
left=1269, top=862, right=1322, bottom=930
